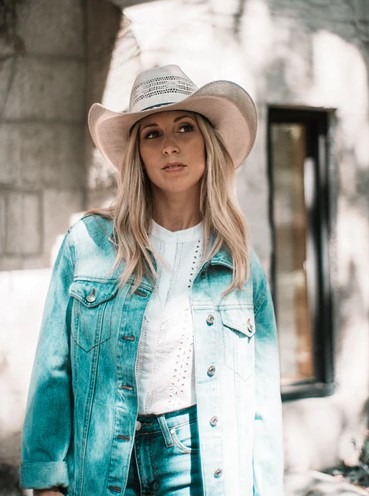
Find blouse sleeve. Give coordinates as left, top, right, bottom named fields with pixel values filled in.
left=20, top=232, right=75, bottom=490
left=251, top=253, right=284, bottom=496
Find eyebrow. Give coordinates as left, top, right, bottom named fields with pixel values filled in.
left=140, top=113, right=195, bottom=131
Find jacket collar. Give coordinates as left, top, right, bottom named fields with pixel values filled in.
left=108, top=223, right=233, bottom=270
left=209, top=246, right=233, bottom=270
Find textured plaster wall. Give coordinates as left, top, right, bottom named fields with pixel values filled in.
left=88, top=0, right=369, bottom=472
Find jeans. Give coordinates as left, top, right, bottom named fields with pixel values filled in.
left=125, top=405, right=204, bottom=495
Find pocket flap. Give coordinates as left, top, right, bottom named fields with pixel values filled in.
left=70, top=279, right=118, bottom=307
left=220, top=307, right=256, bottom=338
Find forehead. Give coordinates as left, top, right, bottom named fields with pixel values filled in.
left=138, top=110, right=196, bottom=128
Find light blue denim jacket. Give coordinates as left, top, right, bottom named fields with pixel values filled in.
left=20, top=214, right=284, bottom=496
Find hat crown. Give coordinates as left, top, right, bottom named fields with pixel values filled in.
left=129, top=65, right=198, bottom=113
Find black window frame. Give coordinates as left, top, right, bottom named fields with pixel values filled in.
left=267, top=106, right=335, bottom=401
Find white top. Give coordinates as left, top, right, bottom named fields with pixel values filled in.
left=136, top=220, right=204, bottom=414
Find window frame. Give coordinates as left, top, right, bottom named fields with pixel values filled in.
left=267, top=106, right=335, bottom=401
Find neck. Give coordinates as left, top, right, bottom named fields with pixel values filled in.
left=152, top=189, right=202, bottom=232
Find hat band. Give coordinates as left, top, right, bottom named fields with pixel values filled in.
left=141, top=101, right=176, bottom=111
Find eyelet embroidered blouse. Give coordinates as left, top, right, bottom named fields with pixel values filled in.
left=136, top=220, right=203, bottom=415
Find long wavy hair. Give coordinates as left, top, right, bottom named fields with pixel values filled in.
left=89, top=112, right=250, bottom=293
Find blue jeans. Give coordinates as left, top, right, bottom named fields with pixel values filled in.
left=125, top=405, right=204, bottom=495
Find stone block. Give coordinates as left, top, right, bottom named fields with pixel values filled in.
left=4, top=57, right=85, bottom=121
left=0, top=58, right=14, bottom=116
left=0, top=123, right=85, bottom=189
left=356, top=21, right=369, bottom=41
left=87, top=0, right=121, bottom=62
left=42, top=188, right=84, bottom=256
left=0, top=38, right=17, bottom=58
left=41, top=124, right=86, bottom=189
left=354, top=0, right=369, bottom=21
left=0, top=193, right=5, bottom=256
left=16, top=0, right=84, bottom=57
left=0, top=124, right=30, bottom=186
left=86, top=187, right=116, bottom=210
left=5, top=191, right=42, bottom=256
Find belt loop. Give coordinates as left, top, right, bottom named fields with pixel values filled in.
left=157, top=414, right=174, bottom=448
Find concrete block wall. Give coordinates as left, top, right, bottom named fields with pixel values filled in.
left=0, top=0, right=88, bottom=470
left=0, top=0, right=122, bottom=471
left=0, top=0, right=86, bottom=271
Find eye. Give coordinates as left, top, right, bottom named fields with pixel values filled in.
left=177, top=122, right=195, bottom=133
left=142, top=129, right=161, bottom=140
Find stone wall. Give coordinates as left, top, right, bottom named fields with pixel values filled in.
left=0, top=0, right=86, bottom=272
left=0, top=0, right=120, bottom=471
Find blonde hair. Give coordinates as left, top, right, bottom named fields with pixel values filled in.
left=89, top=113, right=250, bottom=293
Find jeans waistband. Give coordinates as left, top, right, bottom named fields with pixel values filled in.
left=136, top=404, right=197, bottom=435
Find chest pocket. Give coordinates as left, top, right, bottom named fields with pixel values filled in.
left=69, top=279, right=118, bottom=352
left=220, top=306, right=256, bottom=381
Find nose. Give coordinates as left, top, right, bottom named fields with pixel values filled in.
left=162, top=135, right=179, bottom=155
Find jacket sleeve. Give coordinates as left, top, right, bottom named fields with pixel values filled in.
left=20, top=232, right=75, bottom=490
left=251, top=254, right=284, bottom=496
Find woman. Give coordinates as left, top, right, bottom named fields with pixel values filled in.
left=20, top=65, right=284, bottom=496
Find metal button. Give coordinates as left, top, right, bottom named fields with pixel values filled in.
left=206, top=314, right=215, bottom=326
left=135, top=420, right=142, bottom=431
left=207, top=365, right=216, bottom=377
left=247, top=318, right=254, bottom=334
left=86, top=289, right=96, bottom=303
left=210, top=416, right=218, bottom=427
left=214, top=468, right=223, bottom=478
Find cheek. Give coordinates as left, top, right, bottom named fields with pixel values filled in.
left=197, top=140, right=206, bottom=166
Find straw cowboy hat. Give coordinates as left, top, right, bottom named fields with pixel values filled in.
left=88, top=64, right=257, bottom=170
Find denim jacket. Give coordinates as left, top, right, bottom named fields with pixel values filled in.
left=20, top=214, right=284, bottom=496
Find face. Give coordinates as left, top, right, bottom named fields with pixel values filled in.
left=138, top=110, right=206, bottom=198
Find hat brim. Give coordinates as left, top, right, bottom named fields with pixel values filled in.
left=88, top=80, right=257, bottom=170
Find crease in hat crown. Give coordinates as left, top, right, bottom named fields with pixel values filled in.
left=88, top=64, right=258, bottom=170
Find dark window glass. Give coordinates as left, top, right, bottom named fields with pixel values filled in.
left=268, top=108, right=334, bottom=400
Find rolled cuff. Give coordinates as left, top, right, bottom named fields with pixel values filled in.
left=19, top=461, right=69, bottom=490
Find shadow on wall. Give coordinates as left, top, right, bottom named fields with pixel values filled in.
left=0, top=463, right=24, bottom=496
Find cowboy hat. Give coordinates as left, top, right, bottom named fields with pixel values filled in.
left=88, top=64, right=257, bottom=169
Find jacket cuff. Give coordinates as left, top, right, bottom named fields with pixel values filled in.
left=19, top=461, right=69, bottom=489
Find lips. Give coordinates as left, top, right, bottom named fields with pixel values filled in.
left=162, top=162, right=187, bottom=170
